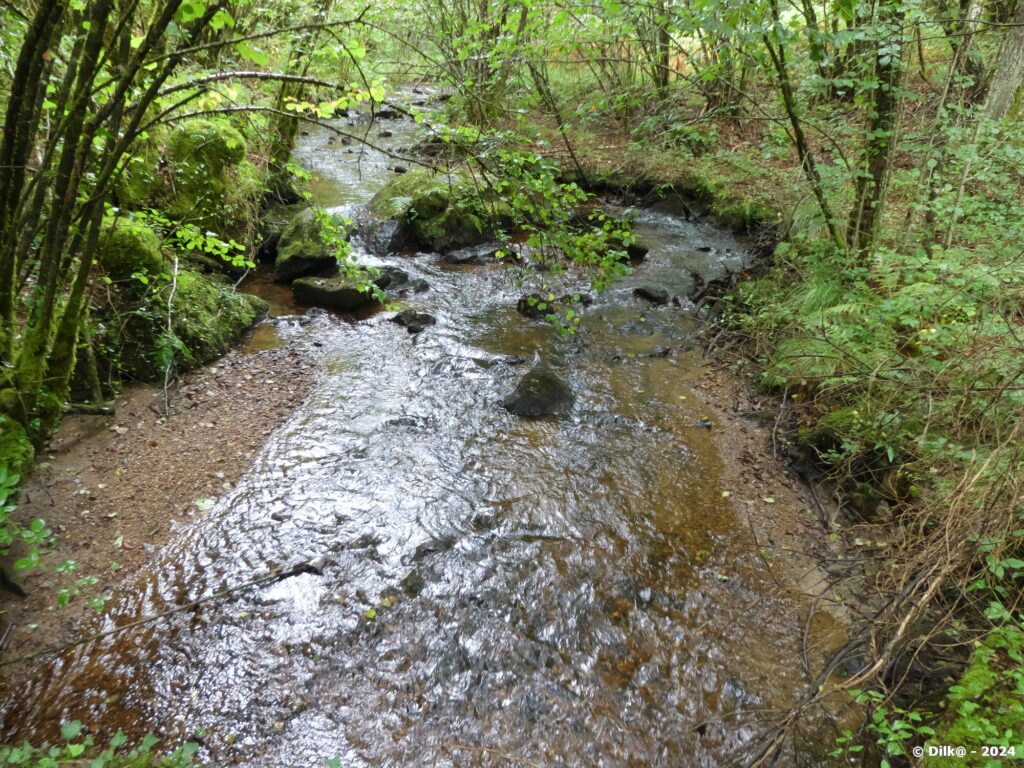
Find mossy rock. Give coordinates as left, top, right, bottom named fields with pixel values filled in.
left=368, top=168, right=510, bottom=252
left=96, top=218, right=164, bottom=281
left=292, top=274, right=380, bottom=311
left=115, top=271, right=266, bottom=379
left=932, top=625, right=1024, bottom=765
left=0, top=414, right=34, bottom=477
left=273, top=208, right=339, bottom=283
left=171, top=271, right=267, bottom=365
left=116, top=130, right=164, bottom=209
left=168, top=120, right=247, bottom=173
left=710, top=198, right=777, bottom=233
left=163, top=121, right=262, bottom=238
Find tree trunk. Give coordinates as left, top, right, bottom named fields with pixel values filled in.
left=763, top=0, right=845, bottom=249
left=847, top=2, right=906, bottom=255
left=986, top=0, right=1024, bottom=120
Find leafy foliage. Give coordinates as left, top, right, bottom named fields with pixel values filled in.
left=0, top=725, right=196, bottom=768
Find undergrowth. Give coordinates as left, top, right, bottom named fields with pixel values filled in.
left=0, top=723, right=196, bottom=767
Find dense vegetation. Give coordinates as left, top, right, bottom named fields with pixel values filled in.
left=1, top=0, right=1023, bottom=762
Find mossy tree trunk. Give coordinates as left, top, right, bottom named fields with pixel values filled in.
left=846, top=0, right=906, bottom=256
left=0, top=0, right=231, bottom=440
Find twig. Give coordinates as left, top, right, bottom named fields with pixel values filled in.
left=162, top=253, right=180, bottom=415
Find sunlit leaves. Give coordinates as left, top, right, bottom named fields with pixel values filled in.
left=174, top=1, right=207, bottom=24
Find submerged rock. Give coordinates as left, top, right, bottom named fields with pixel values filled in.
left=502, top=365, right=575, bottom=417
left=444, top=243, right=501, bottom=265
left=292, top=275, right=379, bottom=312
left=389, top=310, right=436, bottom=334
left=373, top=266, right=429, bottom=295
left=634, top=285, right=670, bottom=305
left=273, top=209, right=338, bottom=283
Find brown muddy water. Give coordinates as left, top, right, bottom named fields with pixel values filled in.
left=1, top=109, right=842, bottom=766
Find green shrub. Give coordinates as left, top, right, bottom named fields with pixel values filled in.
left=0, top=724, right=197, bottom=768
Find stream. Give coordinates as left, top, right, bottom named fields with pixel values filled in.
left=1, top=110, right=834, bottom=766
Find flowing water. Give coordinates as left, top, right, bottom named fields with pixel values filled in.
left=1, top=111, right=834, bottom=766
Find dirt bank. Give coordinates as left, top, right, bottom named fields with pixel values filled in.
left=0, top=336, right=318, bottom=673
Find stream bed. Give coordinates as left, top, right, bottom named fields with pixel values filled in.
left=1, top=111, right=838, bottom=766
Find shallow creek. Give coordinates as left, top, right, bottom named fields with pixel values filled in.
left=1, top=113, right=837, bottom=766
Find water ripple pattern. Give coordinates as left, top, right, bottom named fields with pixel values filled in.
left=1, top=108, right=821, bottom=767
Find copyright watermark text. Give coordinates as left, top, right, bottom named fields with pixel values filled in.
left=912, top=744, right=1019, bottom=759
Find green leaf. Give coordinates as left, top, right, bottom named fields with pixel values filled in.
left=175, top=1, right=206, bottom=23
left=61, top=721, right=83, bottom=740
left=236, top=41, right=269, bottom=66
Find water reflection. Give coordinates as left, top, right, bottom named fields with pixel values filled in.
left=0, top=107, right=829, bottom=767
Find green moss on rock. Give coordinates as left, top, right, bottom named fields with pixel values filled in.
left=117, top=130, right=165, bottom=209
left=161, top=120, right=262, bottom=237
left=96, top=218, right=164, bottom=281
left=168, top=120, right=247, bottom=173
left=368, top=168, right=509, bottom=251
left=274, top=208, right=336, bottom=283
left=171, top=271, right=267, bottom=365
left=932, top=626, right=1024, bottom=765
left=115, top=270, right=266, bottom=379
left=292, top=274, right=379, bottom=311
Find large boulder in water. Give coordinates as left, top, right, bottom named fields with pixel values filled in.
left=502, top=365, right=575, bottom=417
left=367, top=168, right=513, bottom=252
left=292, top=274, right=380, bottom=311
left=273, top=209, right=338, bottom=283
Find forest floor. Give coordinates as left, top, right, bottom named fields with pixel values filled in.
left=0, top=334, right=318, bottom=668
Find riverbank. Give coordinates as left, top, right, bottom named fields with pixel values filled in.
left=0, top=335, right=317, bottom=666
left=0, top=110, right=868, bottom=762
left=533, top=112, right=1024, bottom=755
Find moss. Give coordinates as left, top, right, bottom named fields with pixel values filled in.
left=273, top=208, right=335, bottom=283
left=116, top=129, right=165, bottom=209
left=168, top=120, right=247, bottom=173
left=170, top=271, right=267, bottom=365
left=797, top=406, right=862, bottom=450
left=368, top=168, right=460, bottom=221
left=96, top=218, right=165, bottom=281
left=114, top=271, right=266, bottom=380
left=0, top=414, right=34, bottom=476
left=162, top=120, right=262, bottom=237
left=368, top=168, right=508, bottom=251
left=710, top=198, right=778, bottom=233
left=931, top=626, right=1024, bottom=765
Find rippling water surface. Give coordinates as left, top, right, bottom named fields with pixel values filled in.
left=1, top=109, right=829, bottom=766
